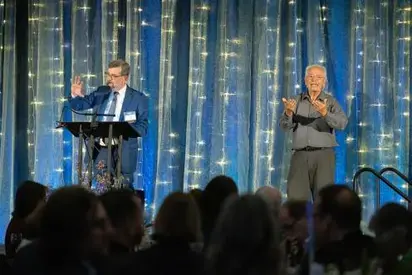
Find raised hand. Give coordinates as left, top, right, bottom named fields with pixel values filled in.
left=282, top=98, right=297, bottom=117
left=312, top=98, right=328, bottom=116
left=71, top=76, right=84, bottom=97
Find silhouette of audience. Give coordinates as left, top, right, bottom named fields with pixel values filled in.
left=3, top=178, right=412, bottom=275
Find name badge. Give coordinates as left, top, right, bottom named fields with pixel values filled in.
left=124, top=111, right=136, bottom=122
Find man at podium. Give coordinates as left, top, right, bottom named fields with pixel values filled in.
left=69, top=60, right=148, bottom=188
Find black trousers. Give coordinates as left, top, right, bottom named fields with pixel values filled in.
left=286, top=148, right=335, bottom=201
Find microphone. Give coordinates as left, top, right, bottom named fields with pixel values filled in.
left=56, top=97, right=115, bottom=129
left=56, top=106, right=70, bottom=128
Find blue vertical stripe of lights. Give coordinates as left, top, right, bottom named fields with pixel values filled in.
left=140, top=0, right=161, bottom=215
left=63, top=0, right=72, bottom=186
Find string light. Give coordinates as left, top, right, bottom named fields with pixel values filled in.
left=182, top=1, right=210, bottom=191
left=125, top=0, right=145, bottom=190
left=71, top=0, right=95, bottom=186
left=152, top=0, right=178, bottom=215
left=27, top=0, right=65, bottom=188
left=102, top=0, right=118, bottom=66
left=393, top=2, right=411, bottom=207
left=347, top=1, right=411, bottom=221
left=19, top=0, right=412, bottom=224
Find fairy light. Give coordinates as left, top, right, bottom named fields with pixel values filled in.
left=125, top=0, right=145, bottom=190
left=182, top=1, right=211, bottom=191
left=101, top=0, right=119, bottom=75
left=264, top=1, right=303, bottom=194
left=347, top=1, right=411, bottom=220
left=392, top=3, right=411, bottom=206
left=152, top=0, right=177, bottom=215
left=27, top=1, right=38, bottom=179
left=71, top=0, right=95, bottom=186
left=212, top=1, right=233, bottom=179
left=27, top=0, right=65, bottom=188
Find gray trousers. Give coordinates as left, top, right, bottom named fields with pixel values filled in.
left=286, top=148, right=335, bottom=201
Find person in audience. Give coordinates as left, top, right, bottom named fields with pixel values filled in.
left=0, top=254, right=11, bottom=275
left=4, top=180, right=47, bottom=260
left=12, top=186, right=113, bottom=275
left=299, top=184, right=376, bottom=274
left=124, top=192, right=203, bottom=275
left=189, top=188, right=202, bottom=209
left=99, top=188, right=144, bottom=256
left=279, top=200, right=308, bottom=272
left=205, top=194, right=282, bottom=275
left=369, top=202, right=412, bottom=274
left=200, top=175, right=238, bottom=249
left=255, top=185, right=282, bottom=217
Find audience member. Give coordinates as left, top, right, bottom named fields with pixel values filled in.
left=279, top=199, right=308, bottom=272
left=6, top=175, right=411, bottom=275
left=4, top=180, right=47, bottom=260
left=12, top=186, right=112, bottom=275
left=369, top=202, right=412, bottom=274
left=189, top=188, right=202, bottom=209
left=255, top=185, right=282, bottom=217
left=200, top=175, right=238, bottom=248
left=299, top=184, right=375, bottom=274
left=205, top=194, right=282, bottom=275
left=124, top=192, right=203, bottom=275
left=100, top=188, right=143, bottom=255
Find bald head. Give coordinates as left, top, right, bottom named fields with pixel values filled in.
left=317, top=184, right=361, bottom=230
left=255, top=186, right=282, bottom=215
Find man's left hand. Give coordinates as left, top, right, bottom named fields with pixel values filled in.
left=312, top=99, right=328, bottom=116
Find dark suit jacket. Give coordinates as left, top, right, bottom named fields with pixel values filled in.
left=12, top=241, right=113, bottom=275
left=121, top=237, right=204, bottom=275
left=69, top=86, right=148, bottom=171
left=4, top=217, right=25, bottom=259
left=299, top=230, right=376, bottom=274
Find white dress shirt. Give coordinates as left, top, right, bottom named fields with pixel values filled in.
left=103, top=85, right=127, bottom=121
left=100, top=85, right=127, bottom=146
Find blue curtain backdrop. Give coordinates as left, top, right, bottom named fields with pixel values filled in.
left=0, top=0, right=411, bottom=238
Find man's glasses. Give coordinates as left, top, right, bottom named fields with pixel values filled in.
left=104, top=72, right=124, bottom=79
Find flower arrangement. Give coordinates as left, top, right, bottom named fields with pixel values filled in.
left=77, top=159, right=126, bottom=194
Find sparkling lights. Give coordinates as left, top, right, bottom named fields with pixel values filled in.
left=102, top=0, right=119, bottom=68
left=153, top=0, right=178, bottom=213
left=71, top=0, right=96, bottom=185
left=14, top=0, right=412, bottom=226
left=347, top=1, right=410, bottom=220
left=183, top=1, right=210, bottom=191
left=28, top=0, right=65, bottom=186
left=125, top=0, right=144, bottom=190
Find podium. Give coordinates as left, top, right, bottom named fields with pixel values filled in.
left=57, top=121, right=140, bottom=187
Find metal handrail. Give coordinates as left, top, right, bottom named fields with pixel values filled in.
left=352, top=167, right=410, bottom=210
left=379, top=167, right=412, bottom=187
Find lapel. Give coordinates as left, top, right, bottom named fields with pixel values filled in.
left=96, top=87, right=112, bottom=115
left=119, top=86, right=134, bottom=121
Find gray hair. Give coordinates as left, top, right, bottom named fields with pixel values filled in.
left=255, top=186, right=282, bottom=216
left=305, top=64, right=328, bottom=82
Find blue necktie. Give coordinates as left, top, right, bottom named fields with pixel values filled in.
left=107, top=92, right=118, bottom=121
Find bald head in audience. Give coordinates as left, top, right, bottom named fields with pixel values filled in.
left=255, top=186, right=282, bottom=215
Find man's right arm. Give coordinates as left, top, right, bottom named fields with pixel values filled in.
left=279, top=112, right=295, bottom=131
left=279, top=95, right=299, bottom=131
left=68, top=91, right=96, bottom=111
